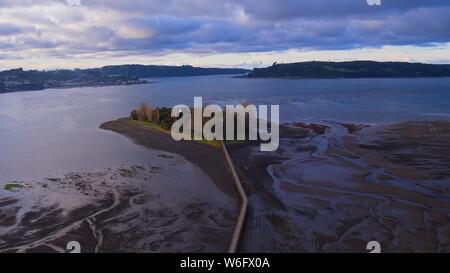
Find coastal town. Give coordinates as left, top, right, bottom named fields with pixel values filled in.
left=0, top=68, right=149, bottom=93
left=0, top=65, right=247, bottom=93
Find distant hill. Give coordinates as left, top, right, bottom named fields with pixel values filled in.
left=244, top=61, right=450, bottom=79
left=0, top=65, right=249, bottom=93
left=96, top=64, right=249, bottom=78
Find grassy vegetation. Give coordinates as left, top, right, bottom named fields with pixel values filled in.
left=129, top=119, right=169, bottom=134
left=4, top=182, right=25, bottom=191
left=196, top=138, right=221, bottom=148
left=128, top=118, right=222, bottom=148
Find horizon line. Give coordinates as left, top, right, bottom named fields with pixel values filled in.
left=3, top=59, right=450, bottom=73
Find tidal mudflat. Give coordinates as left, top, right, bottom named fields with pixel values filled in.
left=0, top=148, right=237, bottom=253
left=2, top=76, right=450, bottom=253
left=228, top=120, right=450, bottom=253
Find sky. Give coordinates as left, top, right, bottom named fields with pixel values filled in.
left=0, top=0, right=449, bottom=70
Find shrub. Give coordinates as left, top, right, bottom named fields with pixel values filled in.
left=130, top=109, right=139, bottom=120
left=137, top=102, right=152, bottom=121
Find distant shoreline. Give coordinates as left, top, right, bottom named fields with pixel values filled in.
left=0, top=64, right=249, bottom=94
left=0, top=80, right=154, bottom=94
left=236, top=75, right=450, bottom=80
left=241, top=61, right=450, bottom=79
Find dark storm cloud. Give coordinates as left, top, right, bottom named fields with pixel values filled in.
left=238, top=0, right=450, bottom=20
left=0, top=0, right=449, bottom=57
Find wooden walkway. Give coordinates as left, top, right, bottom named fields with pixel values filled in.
left=221, top=142, right=248, bottom=253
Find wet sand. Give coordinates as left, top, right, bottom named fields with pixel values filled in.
left=228, top=120, right=450, bottom=253
left=0, top=118, right=238, bottom=253
left=100, top=118, right=237, bottom=199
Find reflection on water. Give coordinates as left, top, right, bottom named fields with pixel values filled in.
left=1, top=75, right=450, bottom=181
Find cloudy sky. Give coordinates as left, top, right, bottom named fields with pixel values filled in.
left=0, top=0, right=449, bottom=69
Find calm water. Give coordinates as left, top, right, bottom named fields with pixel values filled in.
left=1, top=75, right=450, bottom=181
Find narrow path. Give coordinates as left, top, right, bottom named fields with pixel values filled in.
left=222, top=142, right=248, bottom=253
